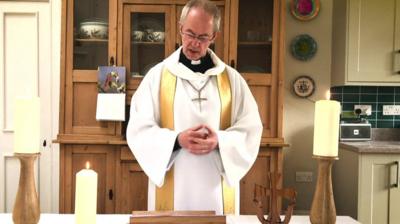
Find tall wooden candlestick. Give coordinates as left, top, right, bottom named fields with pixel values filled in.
left=12, top=153, right=40, bottom=224
left=310, top=156, right=337, bottom=224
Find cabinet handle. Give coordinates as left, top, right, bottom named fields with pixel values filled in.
left=109, top=56, right=115, bottom=66
left=42, top=139, right=47, bottom=147
left=230, top=60, right=235, bottom=68
left=391, top=161, right=399, bottom=188
left=108, top=189, right=114, bottom=200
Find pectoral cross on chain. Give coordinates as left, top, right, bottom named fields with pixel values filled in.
left=186, top=78, right=211, bottom=112
left=192, top=91, right=208, bottom=112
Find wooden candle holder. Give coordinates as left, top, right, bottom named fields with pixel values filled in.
left=310, top=156, right=337, bottom=224
left=12, top=153, right=40, bottom=224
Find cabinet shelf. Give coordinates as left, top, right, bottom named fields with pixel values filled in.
left=238, top=41, right=272, bottom=46
left=75, top=38, right=108, bottom=43
left=131, top=41, right=164, bottom=45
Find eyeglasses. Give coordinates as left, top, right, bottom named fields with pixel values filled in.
left=180, top=30, right=215, bottom=43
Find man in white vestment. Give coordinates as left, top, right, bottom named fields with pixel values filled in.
left=127, top=0, right=263, bottom=215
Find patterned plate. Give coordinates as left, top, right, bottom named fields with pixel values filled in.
left=290, top=0, right=321, bottom=21
left=290, top=34, right=317, bottom=61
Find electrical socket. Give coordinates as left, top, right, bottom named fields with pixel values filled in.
left=354, top=105, right=372, bottom=115
left=295, top=171, right=313, bottom=182
left=383, top=105, right=400, bottom=115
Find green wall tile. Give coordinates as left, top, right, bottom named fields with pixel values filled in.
left=377, top=103, right=386, bottom=111
left=343, top=86, right=360, bottom=93
left=360, top=94, right=377, bottom=103
left=361, top=86, right=377, bottom=94
left=368, top=120, right=377, bottom=128
left=378, top=86, right=395, bottom=94
left=330, top=86, right=343, bottom=93
left=377, top=121, right=395, bottom=128
left=378, top=95, right=394, bottom=102
left=366, top=111, right=377, bottom=119
left=331, top=93, right=342, bottom=102
left=330, top=86, right=399, bottom=128
left=342, top=103, right=356, bottom=111
left=377, top=111, right=394, bottom=120
left=343, top=94, right=360, bottom=102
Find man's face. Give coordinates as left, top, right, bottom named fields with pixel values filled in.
left=180, top=7, right=216, bottom=61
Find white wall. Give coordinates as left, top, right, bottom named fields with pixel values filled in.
left=283, top=0, right=333, bottom=213
left=0, top=0, right=61, bottom=213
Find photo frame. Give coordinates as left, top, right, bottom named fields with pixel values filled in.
left=290, top=0, right=320, bottom=21
left=97, top=66, right=126, bottom=93
left=96, top=66, right=126, bottom=121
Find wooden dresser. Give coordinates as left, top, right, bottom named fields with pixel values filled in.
left=57, top=0, right=286, bottom=214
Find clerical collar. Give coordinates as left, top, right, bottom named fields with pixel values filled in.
left=179, top=50, right=214, bottom=74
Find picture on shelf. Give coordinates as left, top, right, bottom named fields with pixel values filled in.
left=97, top=66, right=126, bottom=93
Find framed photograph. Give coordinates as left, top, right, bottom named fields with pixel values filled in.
left=97, top=66, right=126, bottom=93
left=290, top=0, right=320, bottom=21
left=96, top=66, right=126, bottom=121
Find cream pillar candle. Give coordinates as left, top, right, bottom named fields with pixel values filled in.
left=75, top=162, right=98, bottom=224
left=313, top=97, right=341, bottom=157
left=14, top=97, right=40, bottom=154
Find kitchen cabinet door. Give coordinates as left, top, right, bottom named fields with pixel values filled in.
left=331, top=0, right=400, bottom=85
left=60, top=145, right=116, bottom=213
left=334, top=149, right=400, bottom=224
left=115, top=147, right=148, bottom=213
left=359, top=155, right=400, bottom=224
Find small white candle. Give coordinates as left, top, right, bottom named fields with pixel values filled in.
left=313, top=91, right=341, bottom=157
left=14, top=97, right=40, bottom=154
left=75, top=162, right=97, bottom=224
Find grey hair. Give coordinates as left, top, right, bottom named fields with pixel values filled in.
left=179, top=0, right=221, bottom=33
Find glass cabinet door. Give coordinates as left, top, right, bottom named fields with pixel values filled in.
left=123, top=5, right=173, bottom=79
left=230, top=0, right=274, bottom=74
left=73, top=0, right=109, bottom=69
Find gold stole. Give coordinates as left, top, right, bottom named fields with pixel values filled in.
left=157, top=68, right=235, bottom=214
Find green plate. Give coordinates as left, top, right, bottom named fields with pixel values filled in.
left=290, top=34, right=317, bottom=61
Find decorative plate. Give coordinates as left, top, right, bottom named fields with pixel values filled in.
left=292, top=75, right=315, bottom=98
left=290, top=0, right=320, bottom=21
left=290, top=34, right=317, bottom=61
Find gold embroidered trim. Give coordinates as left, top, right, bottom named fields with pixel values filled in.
left=156, top=68, right=176, bottom=210
left=217, top=70, right=235, bottom=214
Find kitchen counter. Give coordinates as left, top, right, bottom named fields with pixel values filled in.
left=340, top=128, right=400, bottom=154
left=339, top=141, right=400, bottom=153
left=0, top=213, right=360, bottom=224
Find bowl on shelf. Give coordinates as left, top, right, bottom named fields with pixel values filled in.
left=132, top=30, right=145, bottom=41
left=78, top=19, right=108, bottom=39
left=148, top=31, right=165, bottom=42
